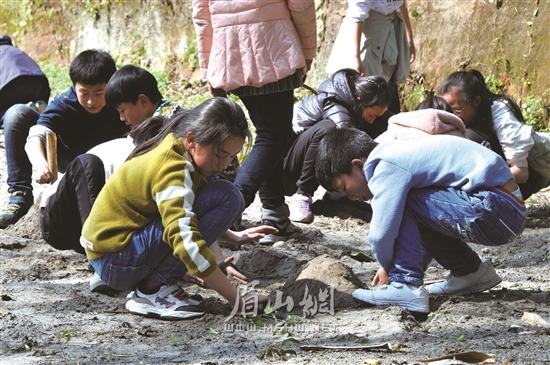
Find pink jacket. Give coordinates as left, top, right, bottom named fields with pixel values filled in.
left=375, top=109, right=466, bottom=144
left=192, top=0, right=317, bottom=91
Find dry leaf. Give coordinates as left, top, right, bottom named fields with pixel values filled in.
left=421, top=351, right=495, bottom=364
left=301, top=342, right=395, bottom=352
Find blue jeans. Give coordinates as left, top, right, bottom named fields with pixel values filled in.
left=235, top=91, right=295, bottom=211
left=3, top=104, right=39, bottom=203
left=90, top=179, right=244, bottom=291
left=388, top=187, right=527, bottom=285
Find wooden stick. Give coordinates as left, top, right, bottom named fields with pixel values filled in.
left=46, top=132, right=58, bottom=182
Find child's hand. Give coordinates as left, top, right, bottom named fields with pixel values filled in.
left=219, top=256, right=248, bottom=284
left=371, top=267, right=389, bottom=286
left=238, top=291, right=269, bottom=313
left=183, top=273, right=206, bottom=288
left=225, top=225, right=279, bottom=246
left=33, top=162, right=53, bottom=184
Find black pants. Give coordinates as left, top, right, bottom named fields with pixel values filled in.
left=40, top=154, right=105, bottom=254
left=284, top=120, right=337, bottom=197
left=387, top=75, right=401, bottom=114
left=235, top=91, right=295, bottom=209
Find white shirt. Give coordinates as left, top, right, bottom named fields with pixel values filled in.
left=346, top=0, right=404, bottom=21
left=40, top=136, right=135, bottom=208
left=87, top=136, right=135, bottom=181
left=491, top=100, right=534, bottom=168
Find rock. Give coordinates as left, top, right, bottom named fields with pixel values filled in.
left=521, top=312, right=550, bottom=328
left=272, top=241, right=285, bottom=248
left=0, top=341, right=10, bottom=355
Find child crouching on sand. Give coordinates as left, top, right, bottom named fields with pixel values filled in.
left=315, top=128, right=526, bottom=313
left=81, top=98, right=263, bottom=319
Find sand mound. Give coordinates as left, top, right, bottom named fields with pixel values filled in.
left=236, top=248, right=306, bottom=280
left=282, top=254, right=363, bottom=312
left=4, top=199, right=42, bottom=240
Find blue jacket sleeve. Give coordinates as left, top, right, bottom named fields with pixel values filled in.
left=366, top=160, right=414, bottom=270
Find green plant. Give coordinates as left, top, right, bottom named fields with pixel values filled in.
left=169, top=333, right=178, bottom=346
left=41, top=62, right=70, bottom=97
left=208, top=328, right=220, bottom=337
left=57, top=328, right=77, bottom=342
left=452, top=334, right=465, bottom=342
left=182, top=36, right=199, bottom=71
left=402, top=83, right=427, bottom=112
left=485, top=73, right=506, bottom=95
left=522, top=95, right=548, bottom=131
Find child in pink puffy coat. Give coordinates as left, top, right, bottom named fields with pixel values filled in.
left=192, top=0, right=317, bottom=244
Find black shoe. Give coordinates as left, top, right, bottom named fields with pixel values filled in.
left=0, top=191, right=32, bottom=229
left=258, top=219, right=302, bottom=245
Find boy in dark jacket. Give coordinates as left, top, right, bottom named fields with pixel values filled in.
left=0, top=34, right=50, bottom=125
left=0, top=49, right=128, bottom=228
left=285, top=68, right=390, bottom=223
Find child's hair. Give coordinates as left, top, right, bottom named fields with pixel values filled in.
left=354, top=74, right=390, bottom=109
left=439, top=69, right=524, bottom=131
left=128, top=115, right=166, bottom=146
left=0, top=34, right=12, bottom=46
left=69, top=49, right=116, bottom=86
left=315, top=128, right=378, bottom=191
left=105, top=65, right=163, bottom=107
left=128, top=97, right=250, bottom=160
left=416, top=92, right=453, bottom=112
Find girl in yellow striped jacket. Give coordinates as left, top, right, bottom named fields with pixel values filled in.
left=81, top=97, right=260, bottom=319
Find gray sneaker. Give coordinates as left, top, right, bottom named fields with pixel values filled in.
left=258, top=219, right=302, bottom=245
left=426, top=262, right=502, bottom=296
left=0, top=191, right=33, bottom=229
left=352, top=282, right=430, bottom=313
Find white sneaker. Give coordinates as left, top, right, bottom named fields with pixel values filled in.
left=289, top=193, right=314, bottom=224
left=125, top=284, right=204, bottom=320
left=426, top=262, right=502, bottom=296
left=352, top=282, right=430, bottom=313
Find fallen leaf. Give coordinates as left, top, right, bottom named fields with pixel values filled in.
left=349, top=252, right=374, bottom=263
left=421, top=351, right=495, bottom=364
left=300, top=342, right=396, bottom=352
left=1, top=294, right=13, bottom=301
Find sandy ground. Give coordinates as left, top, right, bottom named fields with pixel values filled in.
left=0, top=129, right=549, bottom=365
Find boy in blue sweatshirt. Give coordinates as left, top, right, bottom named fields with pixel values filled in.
left=0, top=49, right=128, bottom=228
left=316, top=128, right=527, bottom=313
